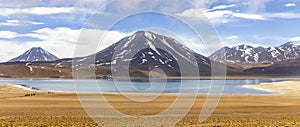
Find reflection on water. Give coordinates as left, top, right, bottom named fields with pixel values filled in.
left=0, top=78, right=297, bottom=94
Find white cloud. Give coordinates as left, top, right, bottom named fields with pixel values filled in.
left=225, top=35, right=239, bottom=40
left=211, top=4, right=236, bottom=10
left=0, top=7, right=75, bottom=16
left=0, top=20, right=44, bottom=26
left=0, top=31, right=18, bottom=39
left=265, top=12, right=300, bottom=19
left=0, top=27, right=130, bottom=62
left=176, top=2, right=300, bottom=25
left=0, top=41, right=30, bottom=62
left=232, top=13, right=266, bottom=20
left=0, top=0, right=43, bottom=8
left=204, top=10, right=232, bottom=19
left=204, top=10, right=233, bottom=24
left=284, top=3, right=296, bottom=7
left=289, top=36, right=300, bottom=42
left=25, top=27, right=130, bottom=50
left=176, top=8, right=266, bottom=25
left=26, top=27, right=81, bottom=44
left=175, top=8, right=231, bottom=24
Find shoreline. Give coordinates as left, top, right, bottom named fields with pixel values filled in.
left=243, top=80, right=300, bottom=95
left=9, top=84, right=39, bottom=91
left=243, top=84, right=281, bottom=94
left=0, top=83, right=281, bottom=96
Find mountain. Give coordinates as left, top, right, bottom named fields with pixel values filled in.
left=8, top=47, right=59, bottom=62
left=209, top=42, right=300, bottom=64
left=74, top=31, right=229, bottom=77
left=0, top=31, right=236, bottom=78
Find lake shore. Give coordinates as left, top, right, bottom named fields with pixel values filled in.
left=244, top=80, right=300, bottom=95
left=1, top=83, right=300, bottom=126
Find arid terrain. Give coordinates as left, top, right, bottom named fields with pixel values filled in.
left=1, top=83, right=300, bottom=126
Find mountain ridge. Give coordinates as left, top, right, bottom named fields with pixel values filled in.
left=210, top=42, right=300, bottom=64
left=5, top=31, right=300, bottom=78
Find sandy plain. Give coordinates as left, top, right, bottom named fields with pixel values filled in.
left=1, top=83, right=300, bottom=127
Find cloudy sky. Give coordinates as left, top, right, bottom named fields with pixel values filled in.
left=0, top=0, right=300, bottom=62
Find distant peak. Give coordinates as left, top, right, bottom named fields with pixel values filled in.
left=254, top=46, right=265, bottom=50
left=30, top=47, right=43, bottom=50
left=257, top=46, right=264, bottom=48
left=233, top=44, right=253, bottom=49
left=280, top=42, right=295, bottom=47
left=7, top=47, right=58, bottom=62
left=239, top=44, right=251, bottom=46
left=222, top=46, right=230, bottom=49
left=134, top=30, right=155, bottom=35
left=134, top=31, right=146, bottom=35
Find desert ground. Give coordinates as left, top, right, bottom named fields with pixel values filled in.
left=1, top=82, right=300, bottom=127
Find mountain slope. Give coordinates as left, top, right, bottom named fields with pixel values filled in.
left=210, top=42, right=300, bottom=64
left=75, top=31, right=228, bottom=77
left=244, top=58, right=300, bottom=75
left=8, top=47, right=59, bottom=62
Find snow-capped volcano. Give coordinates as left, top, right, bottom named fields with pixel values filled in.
left=209, top=42, right=300, bottom=64
left=78, top=31, right=217, bottom=76
left=8, top=47, right=59, bottom=62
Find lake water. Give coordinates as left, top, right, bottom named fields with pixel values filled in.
left=0, top=78, right=297, bottom=94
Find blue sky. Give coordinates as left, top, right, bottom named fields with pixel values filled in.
left=0, top=0, right=300, bottom=62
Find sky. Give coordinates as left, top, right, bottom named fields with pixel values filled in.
left=0, top=0, right=300, bottom=62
